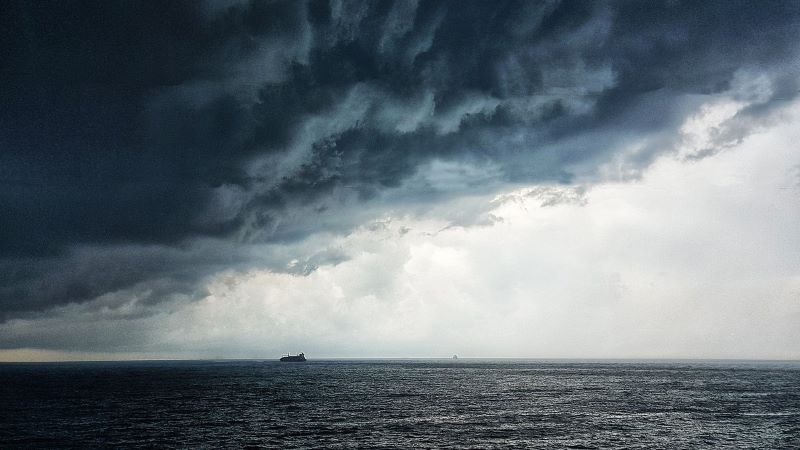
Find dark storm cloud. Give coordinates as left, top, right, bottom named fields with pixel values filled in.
left=1, top=0, right=799, bottom=319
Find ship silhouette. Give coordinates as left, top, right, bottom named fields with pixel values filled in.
left=280, top=352, right=306, bottom=362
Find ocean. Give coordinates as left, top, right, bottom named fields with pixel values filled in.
left=1, top=359, right=798, bottom=448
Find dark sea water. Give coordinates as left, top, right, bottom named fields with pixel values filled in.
left=1, top=359, right=798, bottom=448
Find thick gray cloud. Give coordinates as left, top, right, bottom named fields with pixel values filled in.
left=1, top=0, right=799, bottom=324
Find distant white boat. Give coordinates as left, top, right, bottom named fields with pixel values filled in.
left=452, top=354, right=458, bottom=360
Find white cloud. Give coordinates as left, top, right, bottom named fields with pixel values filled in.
left=140, top=99, right=800, bottom=359
left=4, top=99, right=799, bottom=362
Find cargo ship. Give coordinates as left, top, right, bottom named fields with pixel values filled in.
left=280, top=352, right=306, bottom=362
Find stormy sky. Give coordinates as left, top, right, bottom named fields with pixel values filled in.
left=1, top=0, right=799, bottom=360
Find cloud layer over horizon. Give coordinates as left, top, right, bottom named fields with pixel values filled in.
left=1, top=0, right=799, bottom=358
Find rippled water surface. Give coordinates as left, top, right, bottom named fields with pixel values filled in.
left=1, top=360, right=799, bottom=448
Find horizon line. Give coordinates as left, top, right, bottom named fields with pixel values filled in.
left=2, top=356, right=799, bottom=364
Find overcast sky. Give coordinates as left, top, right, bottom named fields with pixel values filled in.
left=1, top=0, right=799, bottom=361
